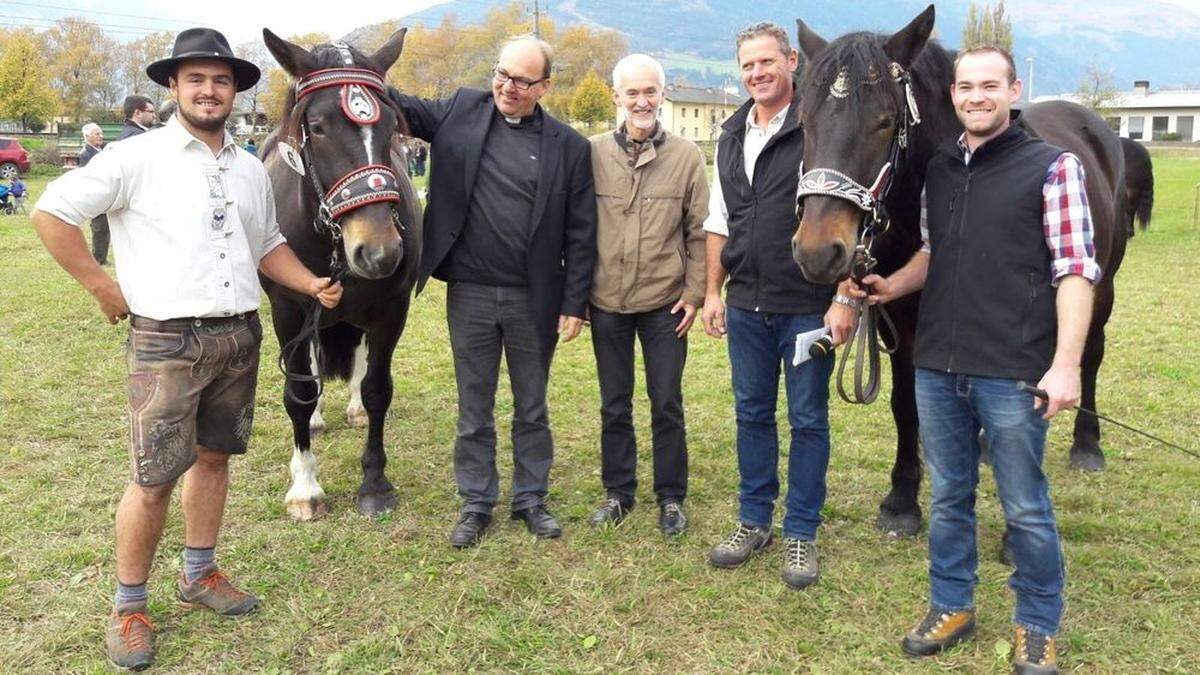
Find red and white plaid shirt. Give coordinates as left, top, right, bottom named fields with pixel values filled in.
left=920, top=135, right=1102, bottom=285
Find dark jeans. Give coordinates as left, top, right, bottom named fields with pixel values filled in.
left=90, top=214, right=110, bottom=264
left=447, top=282, right=555, bottom=515
left=590, top=304, right=688, bottom=507
left=916, top=368, right=1065, bottom=635
left=726, top=306, right=833, bottom=540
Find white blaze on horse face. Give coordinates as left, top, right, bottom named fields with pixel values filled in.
left=308, top=342, right=325, bottom=433
left=361, top=125, right=374, bottom=165
left=346, top=338, right=369, bottom=427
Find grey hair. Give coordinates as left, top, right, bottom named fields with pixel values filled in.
left=735, top=22, right=793, bottom=62
left=611, top=53, right=666, bottom=90
left=82, top=123, right=102, bottom=138
left=500, top=34, right=555, bottom=80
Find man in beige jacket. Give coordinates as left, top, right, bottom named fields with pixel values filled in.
left=587, top=54, right=708, bottom=536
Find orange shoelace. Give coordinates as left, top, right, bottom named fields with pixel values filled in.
left=198, top=570, right=244, bottom=597
left=119, top=613, right=153, bottom=650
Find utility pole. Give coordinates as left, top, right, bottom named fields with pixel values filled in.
left=532, top=0, right=541, bottom=38
left=1026, top=56, right=1035, bottom=102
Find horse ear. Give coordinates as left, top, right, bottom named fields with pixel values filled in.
left=883, top=4, right=936, bottom=69
left=369, top=28, right=407, bottom=76
left=263, top=28, right=317, bottom=79
left=795, top=18, right=828, bottom=61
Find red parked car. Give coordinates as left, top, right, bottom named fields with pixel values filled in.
left=0, top=138, right=31, bottom=179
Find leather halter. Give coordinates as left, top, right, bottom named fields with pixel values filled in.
left=795, top=62, right=921, bottom=405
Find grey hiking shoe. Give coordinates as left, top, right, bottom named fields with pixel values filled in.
left=106, top=601, right=154, bottom=671
left=708, top=522, right=772, bottom=568
left=177, top=566, right=260, bottom=616
left=781, top=537, right=819, bottom=589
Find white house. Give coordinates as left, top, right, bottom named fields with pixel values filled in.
left=1036, top=81, right=1200, bottom=142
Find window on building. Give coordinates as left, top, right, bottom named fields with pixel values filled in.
left=1177, top=116, right=1194, bottom=142
left=1152, top=116, right=1169, bottom=140
left=1128, top=116, right=1144, bottom=140
left=694, top=108, right=699, bottom=118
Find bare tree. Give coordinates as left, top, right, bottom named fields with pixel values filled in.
left=1077, top=63, right=1120, bottom=114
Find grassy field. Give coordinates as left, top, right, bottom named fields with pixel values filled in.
left=0, top=155, right=1197, bottom=673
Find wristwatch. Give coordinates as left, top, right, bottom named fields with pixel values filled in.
left=832, top=294, right=859, bottom=309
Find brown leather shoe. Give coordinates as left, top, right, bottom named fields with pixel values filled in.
left=1013, top=625, right=1058, bottom=674
left=178, top=566, right=260, bottom=616
left=106, top=602, right=154, bottom=671
left=901, top=607, right=976, bottom=656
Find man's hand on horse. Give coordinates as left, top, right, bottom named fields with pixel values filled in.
left=1034, top=364, right=1082, bottom=420
left=558, top=314, right=584, bottom=343
left=310, top=277, right=343, bottom=309
left=92, top=279, right=130, bottom=324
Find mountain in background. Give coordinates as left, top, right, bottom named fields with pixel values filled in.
left=399, top=0, right=1200, bottom=95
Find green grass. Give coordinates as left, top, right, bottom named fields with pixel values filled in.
left=1, top=154, right=1198, bottom=672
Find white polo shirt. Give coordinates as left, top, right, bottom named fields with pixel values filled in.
left=36, top=115, right=286, bottom=320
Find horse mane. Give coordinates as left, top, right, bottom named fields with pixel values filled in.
left=261, top=41, right=410, bottom=161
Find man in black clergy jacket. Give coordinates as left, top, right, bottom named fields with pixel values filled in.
left=388, top=35, right=597, bottom=548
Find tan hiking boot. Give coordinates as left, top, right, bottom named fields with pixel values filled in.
left=106, top=602, right=154, bottom=671
left=177, top=566, right=260, bottom=616
left=1013, top=625, right=1058, bottom=674
left=901, top=607, right=977, bottom=656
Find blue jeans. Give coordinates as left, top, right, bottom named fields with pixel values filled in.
left=726, top=306, right=833, bottom=540
left=915, top=368, right=1065, bottom=635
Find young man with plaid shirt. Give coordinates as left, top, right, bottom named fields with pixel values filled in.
left=852, top=47, right=1099, bottom=675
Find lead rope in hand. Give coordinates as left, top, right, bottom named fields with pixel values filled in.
left=834, top=240, right=899, bottom=405
left=277, top=230, right=347, bottom=407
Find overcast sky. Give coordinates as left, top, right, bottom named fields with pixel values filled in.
left=7, top=0, right=1200, bottom=48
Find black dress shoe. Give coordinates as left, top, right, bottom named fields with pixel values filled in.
left=658, top=500, right=688, bottom=536
left=589, top=498, right=632, bottom=527
left=511, top=505, right=563, bottom=539
left=449, top=512, right=492, bottom=548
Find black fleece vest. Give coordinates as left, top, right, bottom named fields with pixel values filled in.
left=915, top=119, right=1065, bottom=381
left=716, top=100, right=833, bottom=315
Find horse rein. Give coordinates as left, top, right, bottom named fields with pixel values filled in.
left=796, top=62, right=921, bottom=405
left=277, top=44, right=407, bottom=406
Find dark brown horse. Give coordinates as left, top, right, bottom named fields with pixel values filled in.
left=1121, top=137, right=1155, bottom=236
left=259, top=29, right=422, bottom=519
left=792, top=6, right=1129, bottom=536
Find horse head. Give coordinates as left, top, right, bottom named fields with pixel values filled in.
left=263, top=28, right=409, bottom=280
left=792, top=5, right=935, bottom=284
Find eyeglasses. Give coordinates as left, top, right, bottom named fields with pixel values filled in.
left=492, top=66, right=546, bottom=91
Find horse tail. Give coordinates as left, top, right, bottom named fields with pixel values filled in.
left=1132, top=167, right=1154, bottom=231
left=318, top=321, right=363, bottom=383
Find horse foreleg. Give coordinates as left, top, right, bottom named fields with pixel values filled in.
left=345, top=337, right=369, bottom=428
left=308, top=341, right=326, bottom=434
left=877, top=333, right=923, bottom=537
left=280, top=332, right=329, bottom=521
left=1070, top=281, right=1114, bottom=471
left=355, top=316, right=404, bottom=517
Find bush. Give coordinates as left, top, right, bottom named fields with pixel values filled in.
left=28, top=141, right=62, bottom=168
left=27, top=164, right=64, bottom=177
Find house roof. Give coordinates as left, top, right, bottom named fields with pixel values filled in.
left=664, top=84, right=746, bottom=106
left=1036, top=88, right=1200, bottom=110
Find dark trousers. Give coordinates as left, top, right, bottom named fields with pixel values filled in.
left=447, top=282, right=555, bottom=515
left=590, top=304, right=688, bottom=507
left=90, top=214, right=110, bottom=264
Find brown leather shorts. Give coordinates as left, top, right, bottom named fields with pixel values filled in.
left=126, top=312, right=262, bottom=486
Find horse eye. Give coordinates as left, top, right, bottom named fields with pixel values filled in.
left=876, top=116, right=893, bottom=131
left=310, top=122, right=326, bottom=136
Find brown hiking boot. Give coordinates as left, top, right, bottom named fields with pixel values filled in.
left=1013, top=625, right=1058, bottom=674
left=177, top=566, right=260, bottom=616
left=106, top=602, right=154, bottom=671
left=901, top=607, right=977, bottom=656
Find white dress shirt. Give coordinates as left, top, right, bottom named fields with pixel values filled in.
left=37, top=116, right=286, bottom=320
left=702, top=104, right=791, bottom=237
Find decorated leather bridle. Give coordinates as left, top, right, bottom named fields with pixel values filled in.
left=796, top=61, right=922, bottom=405
left=277, top=42, right=406, bottom=406
left=282, top=42, right=404, bottom=281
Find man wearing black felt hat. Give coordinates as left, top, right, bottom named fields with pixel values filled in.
left=33, top=27, right=343, bottom=670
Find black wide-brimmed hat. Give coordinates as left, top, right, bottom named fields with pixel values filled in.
left=146, top=28, right=261, bottom=91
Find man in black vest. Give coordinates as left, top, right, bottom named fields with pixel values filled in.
left=854, top=47, right=1098, bottom=675
left=388, top=36, right=597, bottom=549
left=700, top=23, right=854, bottom=590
